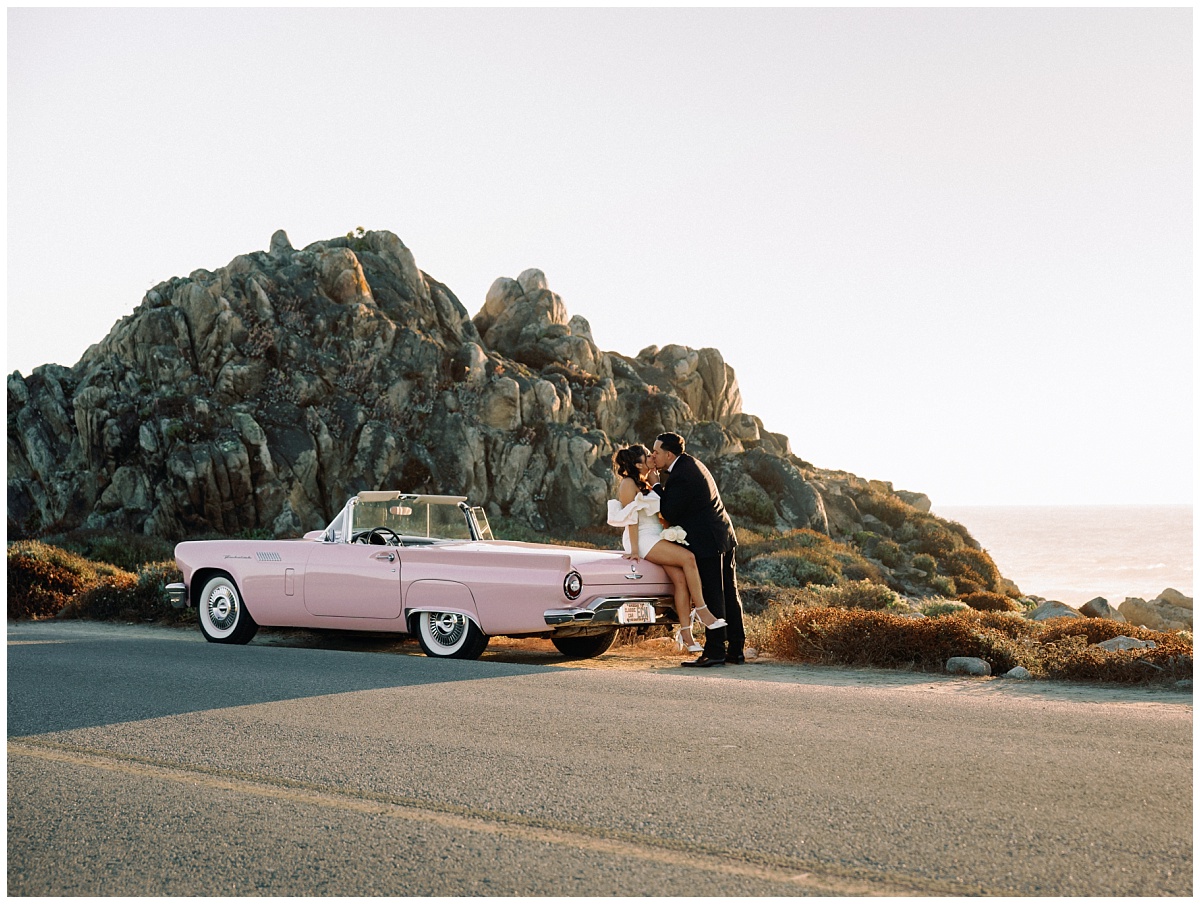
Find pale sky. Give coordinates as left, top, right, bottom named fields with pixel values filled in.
left=6, top=8, right=1192, bottom=506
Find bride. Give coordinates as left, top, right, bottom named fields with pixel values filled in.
left=607, top=444, right=726, bottom=652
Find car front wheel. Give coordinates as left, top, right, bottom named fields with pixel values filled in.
left=551, top=630, right=617, bottom=659
left=415, top=611, right=489, bottom=660
left=197, top=575, right=259, bottom=645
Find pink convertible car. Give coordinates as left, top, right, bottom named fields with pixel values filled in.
left=169, top=492, right=676, bottom=659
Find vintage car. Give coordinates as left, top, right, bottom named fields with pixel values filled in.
left=168, top=491, right=678, bottom=659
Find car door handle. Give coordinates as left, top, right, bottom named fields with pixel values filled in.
left=373, top=552, right=396, bottom=563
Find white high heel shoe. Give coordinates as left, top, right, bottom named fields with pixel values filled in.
left=692, top=605, right=727, bottom=630
left=674, top=626, right=703, bottom=653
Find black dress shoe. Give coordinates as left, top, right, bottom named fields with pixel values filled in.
left=726, top=654, right=746, bottom=664
left=680, top=654, right=725, bottom=668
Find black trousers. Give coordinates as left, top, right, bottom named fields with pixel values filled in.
left=696, top=552, right=746, bottom=658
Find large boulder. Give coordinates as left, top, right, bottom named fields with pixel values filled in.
left=1079, top=597, right=1125, bottom=622
left=1119, top=591, right=1192, bottom=632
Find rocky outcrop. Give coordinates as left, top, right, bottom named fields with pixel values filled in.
left=1118, top=590, right=1193, bottom=632
left=8, top=229, right=963, bottom=551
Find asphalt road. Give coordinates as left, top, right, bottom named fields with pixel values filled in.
left=7, top=620, right=1193, bottom=896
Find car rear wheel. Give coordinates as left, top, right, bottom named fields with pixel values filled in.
left=415, top=611, right=489, bottom=660
left=551, top=630, right=617, bottom=659
left=197, top=575, right=258, bottom=645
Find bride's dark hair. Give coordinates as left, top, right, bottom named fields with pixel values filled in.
left=612, top=444, right=652, bottom=495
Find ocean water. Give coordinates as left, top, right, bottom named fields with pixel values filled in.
left=935, top=505, right=1193, bottom=607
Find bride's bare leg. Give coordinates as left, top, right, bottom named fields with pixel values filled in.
left=645, top=541, right=706, bottom=614
left=661, top=564, right=693, bottom=635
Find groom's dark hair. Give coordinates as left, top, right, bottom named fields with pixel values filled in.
left=656, top=432, right=685, bottom=456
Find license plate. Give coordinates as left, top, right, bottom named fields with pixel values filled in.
left=617, top=602, right=656, bottom=625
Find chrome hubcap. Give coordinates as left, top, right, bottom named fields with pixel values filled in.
left=429, top=613, right=466, bottom=647
left=206, top=587, right=237, bottom=630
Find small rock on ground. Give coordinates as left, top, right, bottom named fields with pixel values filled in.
left=1093, top=635, right=1157, bottom=652
left=946, top=656, right=991, bottom=676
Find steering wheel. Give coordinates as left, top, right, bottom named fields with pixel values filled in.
left=353, top=527, right=401, bottom=546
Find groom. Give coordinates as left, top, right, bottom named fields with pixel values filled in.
left=650, top=432, right=746, bottom=667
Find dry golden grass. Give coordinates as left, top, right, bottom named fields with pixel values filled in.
left=750, top=606, right=1191, bottom=685
left=8, top=540, right=183, bottom=622
left=959, top=591, right=1022, bottom=612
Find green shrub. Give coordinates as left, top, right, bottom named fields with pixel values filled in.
left=724, top=486, right=776, bottom=526
left=738, top=528, right=835, bottom=563
left=944, top=520, right=982, bottom=551
left=945, top=547, right=1001, bottom=593
left=737, top=582, right=812, bottom=616
left=924, top=600, right=970, bottom=618
left=743, top=550, right=841, bottom=588
left=736, top=527, right=767, bottom=547
left=837, top=552, right=886, bottom=584
left=959, top=591, right=1021, bottom=613
left=856, top=491, right=912, bottom=530
left=912, top=553, right=938, bottom=576
left=805, top=580, right=903, bottom=611
left=912, top=516, right=963, bottom=557
left=874, top=539, right=904, bottom=568
left=929, top=575, right=957, bottom=597
left=43, top=529, right=175, bottom=572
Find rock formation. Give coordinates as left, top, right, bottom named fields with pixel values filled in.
left=1118, top=590, right=1193, bottom=632
left=7, top=229, right=953, bottom=558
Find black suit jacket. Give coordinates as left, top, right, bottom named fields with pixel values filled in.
left=656, top=454, right=737, bottom=559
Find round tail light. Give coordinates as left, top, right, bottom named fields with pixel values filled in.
left=563, top=571, right=583, bottom=600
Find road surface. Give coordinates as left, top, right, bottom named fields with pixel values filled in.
left=7, top=620, right=1192, bottom=895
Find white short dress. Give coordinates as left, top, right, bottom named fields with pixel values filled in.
left=607, top=490, right=664, bottom=557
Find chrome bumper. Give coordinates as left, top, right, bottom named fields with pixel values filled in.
left=167, top=582, right=188, bottom=609
left=544, top=596, right=676, bottom=631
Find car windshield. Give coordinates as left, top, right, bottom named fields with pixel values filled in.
left=352, top=498, right=472, bottom=541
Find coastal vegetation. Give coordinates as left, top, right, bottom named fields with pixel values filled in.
left=7, top=539, right=182, bottom=623
left=8, top=528, right=1191, bottom=687
left=747, top=604, right=1192, bottom=685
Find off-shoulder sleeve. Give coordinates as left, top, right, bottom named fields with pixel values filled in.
left=606, top=497, right=643, bottom=528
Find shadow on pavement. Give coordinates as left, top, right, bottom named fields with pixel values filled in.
left=6, top=621, right=553, bottom=737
